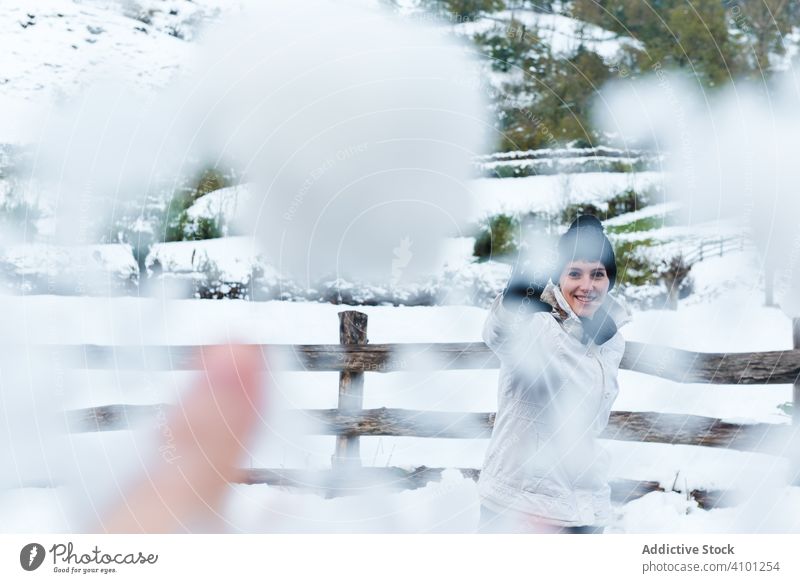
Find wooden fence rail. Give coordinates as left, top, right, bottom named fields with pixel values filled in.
left=39, top=342, right=800, bottom=383
left=69, top=404, right=800, bottom=456
left=47, top=310, right=800, bottom=510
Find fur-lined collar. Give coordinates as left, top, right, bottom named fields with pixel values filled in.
left=540, top=280, right=631, bottom=343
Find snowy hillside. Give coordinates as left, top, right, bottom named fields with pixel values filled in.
left=0, top=1, right=227, bottom=142
left=0, top=0, right=643, bottom=147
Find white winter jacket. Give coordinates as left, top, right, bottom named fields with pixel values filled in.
left=478, top=281, right=631, bottom=526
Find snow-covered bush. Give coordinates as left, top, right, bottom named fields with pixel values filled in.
left=558, top=200, right=606, bottom=225
left=606, top=187, right=654, bottom=217
left=423, top=0, right=505, bottom=20
left=0, top=243, right=139, bottom=295
left=658, top=253, right=694, bottom=310
left=436, top=261, right=510, bottom=307
left=162, top=167, right=236, bottom=242
left=559, top=186, right=657, bottom=226
left=472, top=213, right=519, bottom=262
left=614, top=238, right=659, bottom=288
left=0, top=197, right=40, bottom=241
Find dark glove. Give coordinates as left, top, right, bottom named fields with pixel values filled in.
left=578, top=307, right=617, bottom=345
left=501, top=262, right=551, bottom=313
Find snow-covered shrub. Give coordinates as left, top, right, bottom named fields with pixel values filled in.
left=437, top=261, right=510, bottom=307
left=0, top=148, right=41, bottom=242
left=559, top=187, right=656, bottom=227
left=312, top=277, right=437, bottom=306
left=162, top=166, right=236, bottom=242
left=614, top=238, right=660, bottom=288
left=0, top=197, right=40, bottom=241
left=120, top=0, right=224, bottom=42
left=480, top=156, right=651, bottom=177
left=184, top=216, right=224, bottom=241
left=182, top=184, right=251, bottom=240
left=658, top=253, right=694, bottom=310
left=473, top=18, right=549, bottom=73
left=250, top=264, right=305, bottom=302
left=606, top=187, right=653, bottom=217
left=473, top=213, right=519, bottom=262
left=112, top=213, right=160, bottom=277
left=558, top=200, right=606, bottom=225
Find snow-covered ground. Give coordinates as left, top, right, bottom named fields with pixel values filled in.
left=1, top=248, right=798, bottom=533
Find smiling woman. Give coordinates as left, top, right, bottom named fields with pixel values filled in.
left=477, top=215, right=630, bottom=533
left=559, top=260, right=610, bottom=318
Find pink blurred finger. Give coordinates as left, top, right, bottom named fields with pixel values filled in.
left=95, top=344, right=265, bottom=533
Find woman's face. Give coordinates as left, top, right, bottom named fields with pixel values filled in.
left=558, top=260, right=610, bottom=318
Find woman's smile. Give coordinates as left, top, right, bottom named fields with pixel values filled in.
left=558, top=260, right=610, bottom=318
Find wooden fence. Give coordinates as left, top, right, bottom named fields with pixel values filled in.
left=682, top=234, right=747, bottom=265
left=61, top=311, right=800, bottom=509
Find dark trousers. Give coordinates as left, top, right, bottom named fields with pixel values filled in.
left=478, top=505, right=604, bottom=534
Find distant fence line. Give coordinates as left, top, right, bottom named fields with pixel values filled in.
left=682, top=234, right=747, bottom=265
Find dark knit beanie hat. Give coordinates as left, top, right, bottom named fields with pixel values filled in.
left=556, top=215, right=617, bottom=290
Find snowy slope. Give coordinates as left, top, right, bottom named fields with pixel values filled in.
left=0, top=0, right=240, bottom=143
left=184, top=184, right=251, bottom=228
left=1, top=2, right=185, bottom=100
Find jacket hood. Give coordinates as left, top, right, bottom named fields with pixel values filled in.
left=540, top=280, right=631, bottom=342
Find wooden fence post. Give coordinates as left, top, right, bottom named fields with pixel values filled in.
left=332, top=310, right=368, bottom=469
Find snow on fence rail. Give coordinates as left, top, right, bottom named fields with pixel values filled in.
left=473, top=146, right=654, bottom=163
left=471, top=147, right=661, bottom=176
left=59, top=311, right=800, bottom=509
